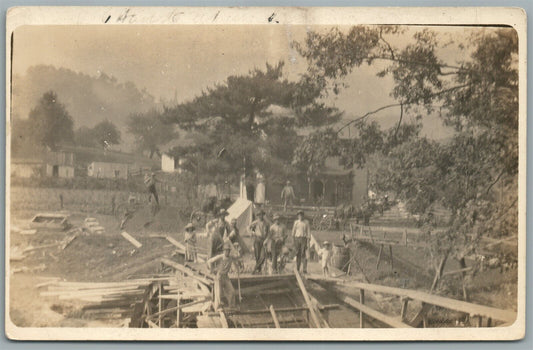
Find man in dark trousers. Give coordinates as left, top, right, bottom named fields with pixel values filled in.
left=207, top=241, right=240, bottom=310
left=206, top=209, right=230, bottom=272
left=248, top=209, right=269, bottom=274
left=269, top=214, right=286, bottom=274
left=292, top=210, right=310, bottom=274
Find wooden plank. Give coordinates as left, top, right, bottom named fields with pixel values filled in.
left=145, top=298, right=209, bottom=320
left=359, top=289, right=365, bottom=328
left=238, top=280, right=288, bottom=295
left=225, top=304, right=339, bottom=315
left=313, top=279, right=516, bottom=324
left=219, top=311, right=229, bottom=328
left=269, top=305, right=281, bottom=328
left=161, top=258, right=213, bottom=287
left=166, top=236, right=187, bottom=251
left=400, top=298, right=409, bottom=321
left=121, top=231, right=142, bottom=248
left=339, top=293, right=413, bottom=328
left=293, top=268, right=322, bottom=328
left=229, top=273, right=295, bottom=283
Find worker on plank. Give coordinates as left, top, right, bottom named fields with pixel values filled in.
left=144, top=172, right=160, bottom=212
left=206, top=209, right=230, bottom=272
left=281, top=180, right=295, bottom=212
left=292, top=210, right=310, bottom=274
left=207, top=241, right=240, bottom=310
left=269, top=214, right=287, bottom=274
left=249, top=209, right=269, bottom=274
left=184, top=222, right=197, bottom=263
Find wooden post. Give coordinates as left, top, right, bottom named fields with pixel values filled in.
left=176, top=290, right=180, bottom=328
left=476, top=315, right=483, bottom=327
left=294, top=267, right=322, bottom=328
left=389, top=245, right=394, bottom=271
left=376, top=244, right=384, bottom=269
left=158, top=282, right=162, bottom=327
left=269, top=305, right=281, bottom=328
left=359, top=289, right=365, bottom=328
left=459, top=257, right=469, bottom=301
left=400, top=297, right=409, bottom=322
left=219, top=311, right=229, bottom=328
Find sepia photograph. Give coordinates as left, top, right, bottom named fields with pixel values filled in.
left=5, top=7, right=526, bottom=341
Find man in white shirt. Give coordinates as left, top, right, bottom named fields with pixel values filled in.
left=292, top=210, right=310, bottom=273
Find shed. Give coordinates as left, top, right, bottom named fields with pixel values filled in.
left=88, top=161, right=129, bottom=179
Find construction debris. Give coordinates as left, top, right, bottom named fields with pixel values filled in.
left=121, top=231, right=142, bottom=248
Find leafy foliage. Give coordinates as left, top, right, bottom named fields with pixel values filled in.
left=297, top=26, right=519, bottom=265
left=163, top=62, right=341, bottom=183
left=127, top=109, right=177, bottom=158
left=25, top=91, right=75, bottom=151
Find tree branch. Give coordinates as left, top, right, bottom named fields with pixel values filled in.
left=394, top=102, right=404, bottom=139
left=336, top=83, right=471, bottom=134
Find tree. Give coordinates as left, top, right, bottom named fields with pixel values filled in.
left=27, top=91, right=74, bottom=150
left=296, top=26, right=518, bottom=286
left=163, top=61, right=341, bottom=185
left=74, top=126, right=97, bottom=148
left=91, top=119, right=121, bottom=148
left=127, top=109, right=176, bottom=158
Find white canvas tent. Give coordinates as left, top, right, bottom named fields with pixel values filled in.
left=225, top=198, right=253, bottom=254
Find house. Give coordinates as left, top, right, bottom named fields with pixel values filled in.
left=88, top=161, right=129, bottom=179
left=161, top=153, right=183, bottom=173
left=11, top=158, right=44, bottom=178
left=265, top=157, right=368, bottom=208
left=45, top=151, right=75, bottom=178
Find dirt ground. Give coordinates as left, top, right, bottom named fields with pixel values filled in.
left=8, top=206, right=518, bottom=328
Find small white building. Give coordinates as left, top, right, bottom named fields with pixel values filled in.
left=88, top=161, right=129, bottom=179
left=161, top=153, right=183, bottom=173
left=46, top=164, right=75, bottom=178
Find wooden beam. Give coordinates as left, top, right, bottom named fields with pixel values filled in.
left=145, top=298, right=209, bottom=320
left=311, top=279, right=516, bottom=324
left=269, top=305, right=281, bottom=328
left=376, top=244, right=383, bottom=269
left=121, top=231, right=142, bottom=248
left=294, top=268, right=322, bottom=328
left=359, top=289, right=365, bottom=328
left=219, top=311, right=229, bottom=328
left=238, top=280, right=288, bottom=295
left=400, top=298, right=409, bottom=322
left=224, top=304, right=339, bottom=315
left=160, top=258, right=213, bottom=286
left=166, top=236, right=187, bottom=252
left=340, top=293, right=413, bottom=328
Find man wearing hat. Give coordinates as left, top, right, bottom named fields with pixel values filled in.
left=206, top=209, right=231, bottom=269
left=269, top=214, right=287, bottom=273
left=281, top=180, right=295, bottom=212
left=292, top=210, right=310, bottom=273
left=248, top=209, right=269, bottom=274
left=207, top=241, right=240, bottom=310
left=184, top=223, right=197, bottom=263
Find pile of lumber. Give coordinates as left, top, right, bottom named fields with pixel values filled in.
left=40, top=277, right=174, bottom=303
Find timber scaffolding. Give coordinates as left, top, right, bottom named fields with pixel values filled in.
left=39, top=255, right=516, bottom=328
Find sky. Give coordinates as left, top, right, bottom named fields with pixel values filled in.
left=11, top=24, right=486, bottom=140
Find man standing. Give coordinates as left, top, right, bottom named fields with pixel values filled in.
left=249, top=210, right=269, bottom=274
left=184, top=223, right=197, bottom=263
left=269, top=214, right=286, bottom=274
left=292, top=210, right=310, bottom=274
left=144, top=172, right=160, bottom=207
left=207, top=241, right=240, bottom=310
left=206, top=209, right=230, bottom=271
left=281, top=180, right=295, bottom=212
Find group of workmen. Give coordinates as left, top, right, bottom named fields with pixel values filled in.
left=182, top=208, right=312, bottom=310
